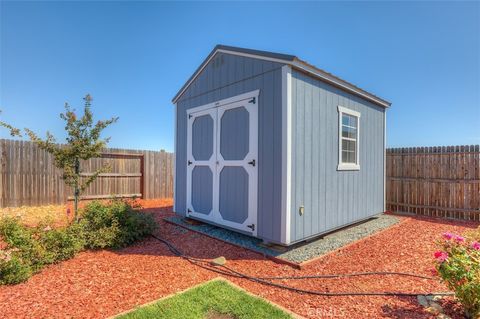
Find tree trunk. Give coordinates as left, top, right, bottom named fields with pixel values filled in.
left=74, top=158, right=80, bottom=222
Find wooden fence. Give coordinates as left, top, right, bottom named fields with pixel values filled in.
left=386, top=145, right=480, bottom=221
left=0, top=139, right=174, bottom=207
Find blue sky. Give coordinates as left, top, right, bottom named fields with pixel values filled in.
left=1, top=1, right=478, bottom=151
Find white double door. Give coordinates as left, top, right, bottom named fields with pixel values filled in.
left=186, top=91, right=258, bottom=235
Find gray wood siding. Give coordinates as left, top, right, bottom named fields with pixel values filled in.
left=175, top=52, right=285, bottom=243
left=290, top=70, right=385, bottom=243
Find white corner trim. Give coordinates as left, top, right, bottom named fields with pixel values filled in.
left=383, top=111, right=387, bottom=211
left=281, top=65, right=292, bottom=245
left=173, top=103, right=177, bottom=213
left=337, top=105, right=361, bottom=171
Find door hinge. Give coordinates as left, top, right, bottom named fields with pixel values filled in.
left=247, top=224, right=255, bottom=231
left=187, top=208, right=192, bottom=214
left=248, top=97, right=256, bottom=104
left=188, top=160, right=192, bottom=165
left=248, top=159, right=256, bottom=167
left=188, top=114, right=193, bottom=119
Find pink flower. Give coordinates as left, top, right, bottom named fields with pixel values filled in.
left=443, top=232, right=454, bottom=240
left=453, top=235, right=465, bottom=243
left=434, top=251, right=448, bottom=262
left=472, top=242, right=480, bottom=250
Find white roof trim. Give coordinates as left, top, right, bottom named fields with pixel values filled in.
left=173, top=48, right=390, bottom=108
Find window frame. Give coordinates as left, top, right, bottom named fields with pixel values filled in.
left=337, top=106, right=361, bottom=171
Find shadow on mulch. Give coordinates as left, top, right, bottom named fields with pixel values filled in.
left=380, top=297, right=426, bottom=319
left=388, top=211, right=480, bottom=229
left=113, top=206, right=267, bottom=263
left=380, top=296, right=466, bottom=319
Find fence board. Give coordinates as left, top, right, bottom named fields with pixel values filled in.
left=386, top=145, right=480, bottom=221
left=0, top=139, right=174, bottom=207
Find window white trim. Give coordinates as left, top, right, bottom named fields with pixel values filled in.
left=337, top=106, right=360, bottom=171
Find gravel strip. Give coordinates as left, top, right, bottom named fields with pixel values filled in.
left=165, top=214, right=400, bottom=263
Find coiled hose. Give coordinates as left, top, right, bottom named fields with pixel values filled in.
left=151, top=234, right=453, bottom=297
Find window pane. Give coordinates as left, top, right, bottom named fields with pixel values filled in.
left=342, top=150, right=349, bottom=163
left=342, top=126, right=357, bottom=139
left=342, top=140, right=356, bottom=152
left=340, top=111, right=359, bottom=165
left=349, top=115, right=357, bottom=128
left=342, top=150, right=356, bottom=164
left=348, top=150, right=355, bottom=163
left=342, top=114, right=357, bottom=128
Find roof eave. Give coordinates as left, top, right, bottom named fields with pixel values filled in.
left=172, top=47, right=391, bottom=108
left=291, top=59, right=392, bottom=108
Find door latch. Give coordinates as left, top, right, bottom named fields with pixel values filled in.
left=248, top=97, right=256, bottom=104
left=247, top=224, right=255, bottom=231
left=248, top=159, right=256, bottom=166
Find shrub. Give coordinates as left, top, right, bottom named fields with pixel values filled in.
left=0, top=218, right=48, bottom=271
left=434, top=231, right=480, bottom=318
left=38, top=227, right=85, bottom=263
left=79, top=200, right=156, bottom=249
left=0, top=199, right=156, bottom=285
left=0, top=253, right=32, bottom=285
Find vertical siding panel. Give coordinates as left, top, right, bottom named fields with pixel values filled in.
left=304, top=75, right=313, bottom=237
left=290, top=74, right=298, bottom=241
left=261, top=71, right=274, bottom=240
left=272, top=69, right=283, bottom=241
left=319, top=85, right=327, bottom=232
left=295, top=73, right=305, bottom=240
left=311, top=76, right=321, bottom=235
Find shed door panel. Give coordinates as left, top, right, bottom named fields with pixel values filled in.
left=186, top=92, right=258, bottom=236
left=216, top=100, right=258, bottom=235
left=186, top=108, right=216, bottom=219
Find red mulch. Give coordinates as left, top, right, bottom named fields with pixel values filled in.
left=0, top=200, right=478, bottom=319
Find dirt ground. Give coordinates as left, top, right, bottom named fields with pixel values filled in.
left=0, top=199, right=478, bottom=319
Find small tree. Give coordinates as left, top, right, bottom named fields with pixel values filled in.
left=25, top=95, right=118, bottom=221
left=0, top=110, right=21, bottom=137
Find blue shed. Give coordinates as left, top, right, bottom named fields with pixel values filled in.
left=172, top=45, right=391, bottom=246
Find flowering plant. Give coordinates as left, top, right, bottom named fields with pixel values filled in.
left=434, top=231, right=480, bottom=318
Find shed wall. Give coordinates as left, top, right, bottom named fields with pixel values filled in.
left=175, top=52, right=285, bottom=243
left=290, top=70, right=385, bottom=243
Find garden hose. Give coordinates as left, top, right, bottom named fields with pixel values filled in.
left=150, top=234, right=454, bottom=297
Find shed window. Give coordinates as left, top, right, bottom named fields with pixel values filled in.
left=337, top=106, right=360, bottom=170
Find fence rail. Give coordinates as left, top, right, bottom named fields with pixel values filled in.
left=0, top=139, right=174, bottom=207
left=386, top=145, right=480, bottom=221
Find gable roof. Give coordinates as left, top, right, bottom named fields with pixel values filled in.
left=172, top=45, right=391, bottom=108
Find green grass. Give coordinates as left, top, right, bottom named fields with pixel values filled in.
left=116, top=279, right=293, bottom=319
